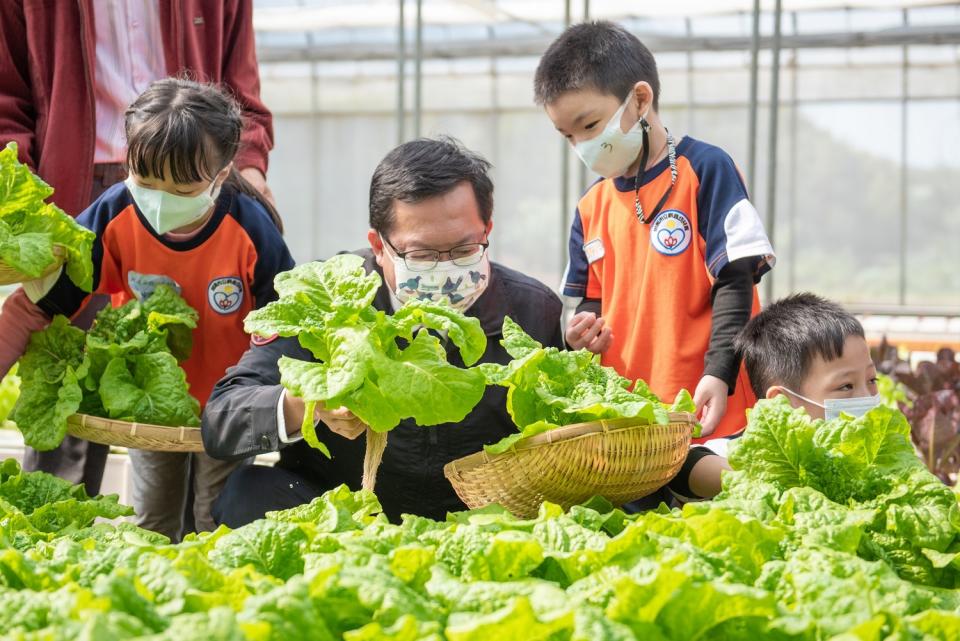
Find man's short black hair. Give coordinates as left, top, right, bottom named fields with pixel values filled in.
left=734, top=293, right=866, bottom=399
left=534, top=20, right=660, bottom=110
left=369, top=136, right=493, bottom=235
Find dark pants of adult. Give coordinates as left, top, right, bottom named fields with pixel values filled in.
left=21, top=163, right=126, bottom=495
left=212, top=464, right=330, bottom=528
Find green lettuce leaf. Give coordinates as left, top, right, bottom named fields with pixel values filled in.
left=344, top=615, right=444, bottom=641
left=445, top=596, right=574, bottom=641
left=0, top=142, right=95, bottom=290
left=266, top=484, right=381, bottom=532
left=758, top=547, right=952, bottom=637
left=87, top=284, right=197, bottom=363
left=210, top=519, right=308, bottom=580
left=237, top=576, right=339, bottom=640
left=481, top=317, right=696, bottom=451
left=245, top=254, right=487, bottom=451
left=10, top=316, right=87, bottom=450
left=0, top=364, right=21, bottom=426
left=142, top=284, right=199, bottom=361
left=730, top=397, right=960, bottom=587
left=14, top=286, right=201, bottom=449
left=99, top=352, right=200, bottom=427
left=484, top=420, right=555, bottom=455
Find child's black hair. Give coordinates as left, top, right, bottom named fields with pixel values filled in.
left=734, top=293, right=865, bottom=399
left=124, top=78, right=282, bottom=232
left=533, top=20, right=660, bottom=110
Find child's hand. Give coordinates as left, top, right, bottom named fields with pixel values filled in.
left=693, top=375, right=728, bottom=437
left=565, top=312, right=613, bottom=353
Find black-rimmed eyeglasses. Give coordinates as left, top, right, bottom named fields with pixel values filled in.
left=380, top=234, right=489, bottom=272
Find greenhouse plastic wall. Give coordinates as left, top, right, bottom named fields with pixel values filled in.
left=252, top=1, right=960, bottom=312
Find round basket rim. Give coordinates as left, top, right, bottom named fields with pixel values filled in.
left=65, top=413, right=203, bottom=450
left=444, top=412, right=697, bottom=476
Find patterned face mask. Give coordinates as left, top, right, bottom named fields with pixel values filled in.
left=389, top=253, right=490, bottom=311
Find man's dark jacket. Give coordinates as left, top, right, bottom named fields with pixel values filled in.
left=202, top=249, right=563, bottom=521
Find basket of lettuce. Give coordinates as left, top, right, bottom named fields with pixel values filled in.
left=0, top=142, right=94, bottom=289
left=444, top=318, right=699, bottom=518
left=12, top=285, right=203, bottom=452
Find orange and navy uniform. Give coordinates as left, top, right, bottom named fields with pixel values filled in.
left=36, top=182, right=295, bottom=407
left=562, top=136, right=775, bottom=440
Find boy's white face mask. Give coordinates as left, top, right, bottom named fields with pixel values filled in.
left=778, top=387, right=881, bottom=421
left=125, top=177, right=221, bottom=235
left=573, top=93, right=649, bottom=179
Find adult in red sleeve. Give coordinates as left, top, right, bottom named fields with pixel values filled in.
left=0, top=0, right=274, bottom=496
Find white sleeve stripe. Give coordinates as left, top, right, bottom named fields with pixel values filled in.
left=728, top=241, right=777, bottom=267
left=723, top=199, right=777, bottom=268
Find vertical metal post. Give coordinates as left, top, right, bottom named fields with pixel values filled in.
left=561, top=0, right=572, bottom=267
left=397, top=0, right=406, bottom=144
left=747, top=0, right=761, bottom=195
left=686, top=17, right=695, bottom=133
left=763, top=0, right=783, bottom=304
left=488, top=24, right=499, bottom=261
left=303, top=0, right=320, bottom=260
left=413, top=0, right=423, bottom=138
left=788, top=12, right=798, bottom=294
left=898, top=8, right=909, bottom=305
left=577, top=0, right=591, bottom=194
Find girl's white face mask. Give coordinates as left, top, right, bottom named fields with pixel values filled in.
left=125, top=177, right=221, bottom=235
left=778, top=387, right=881, bottom=421
left=573, top=93, right=649, bottom=179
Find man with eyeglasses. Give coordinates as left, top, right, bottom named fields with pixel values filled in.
left=203, top=137, right=564, bottom=525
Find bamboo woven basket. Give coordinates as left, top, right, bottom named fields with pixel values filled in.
left=0, top=244, right=65, bottom=286
left=444, top=412, right=695, bottom=518
left=66, top=414, right=204, bottom=452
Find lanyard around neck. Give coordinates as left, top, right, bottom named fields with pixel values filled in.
left=634, top=127, right=678, bottom=225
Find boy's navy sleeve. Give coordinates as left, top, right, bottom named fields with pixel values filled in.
left=561, top=208, right=591, bottom=298
left=35, top=183, right=128, bottom=319
left=689, top=144, right=776, bottom=281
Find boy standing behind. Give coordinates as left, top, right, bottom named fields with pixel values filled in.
left=535, top=21, right=776, bottom=439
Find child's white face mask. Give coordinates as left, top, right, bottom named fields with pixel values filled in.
left=573, top=93, right=649, bottom=178
left=778, top=386, right=881, bottom=421
left=125, top=177, right=221, bottom=235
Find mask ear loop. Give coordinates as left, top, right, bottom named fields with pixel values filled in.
left=777, top=386, right=826, bottom=409
left=633, top=118, right=678, bottom=225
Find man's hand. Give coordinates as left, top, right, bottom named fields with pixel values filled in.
left=239, top=166, right=276, bottom=207
left=565, top=311, right=613, bottom=353
left=282, top=393, right=366, bottom=440
left=693, top=375, right=728, bottom=437
left=314, top=403, right=366, bottom=440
